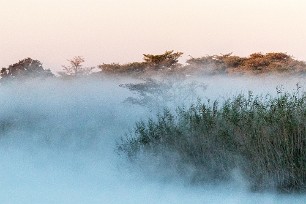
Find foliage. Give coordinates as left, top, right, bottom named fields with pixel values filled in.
left=143, top=50, right=183, bottom=70
left=99, top=62, right=147, bottom=75
left=59, top=56, right=94, bottom=77
left=186, top=52, right=306, bottom=75
left=99, top=50, right=183, bottom=75
left=2, top=51, right=306, bottom=80
left=119, top=88, right=306, bottom=192
left=0, top=58, right=53, bottom=81
left=99, top=51, right=306, bottom=76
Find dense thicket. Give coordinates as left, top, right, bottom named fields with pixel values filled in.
left=119, top=90, right=306, bottom=192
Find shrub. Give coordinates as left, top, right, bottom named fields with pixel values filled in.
left=119, top=89, right=306, bottom=192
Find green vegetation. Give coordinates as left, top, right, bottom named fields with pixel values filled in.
left=118, top=88, right=306, bottom=192
left=0, top=58, right=53, bottom=81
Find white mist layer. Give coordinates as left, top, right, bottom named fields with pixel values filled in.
left=0, top=76, right=306, bottom=204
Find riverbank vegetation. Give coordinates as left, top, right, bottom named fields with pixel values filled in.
left=2, top=51, right=306, bottom=193
left=118, top=89, right=306, bottom=192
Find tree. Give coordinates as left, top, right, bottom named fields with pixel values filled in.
left=60, top=56, right=94, bottom=77
left=99, top=62, right=147, bottom=75
left=0, top=58, right=53, bottom=80
left=143, top=50, right=183, bottom=70
left=120, top=77, right=207, bottom=110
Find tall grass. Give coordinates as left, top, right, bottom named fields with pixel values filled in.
left=118, top=88, right=306, bottom=192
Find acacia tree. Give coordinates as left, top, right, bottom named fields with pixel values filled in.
left=99, top=50, right=183, bottom=75
left=120, top=77, right=207, bottom=110
left=143, top=50, right=183, bottom=70
left=60, top=56, right=94, bottom=77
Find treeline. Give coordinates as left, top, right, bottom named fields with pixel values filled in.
left=102, top=51, right=306, bottom=76
left=186, top=52, right=306, bottom=75
left=1, top=51, right=306, bottom=81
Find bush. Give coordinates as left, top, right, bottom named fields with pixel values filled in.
left=119, top=89, right=306, bottom=192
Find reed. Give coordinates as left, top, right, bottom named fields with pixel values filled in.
left=118, top=89, right=306, bottom=192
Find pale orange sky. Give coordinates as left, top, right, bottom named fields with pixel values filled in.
left=1, top=0, right=306, bottom=72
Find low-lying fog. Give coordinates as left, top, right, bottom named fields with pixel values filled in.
left=1, top=75, right=306, bottom=204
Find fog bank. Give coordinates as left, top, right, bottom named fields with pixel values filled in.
left=1, top=76, right=306, bottom=203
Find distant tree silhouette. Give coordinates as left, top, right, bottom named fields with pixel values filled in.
left=59, top=56, right=94, bottom=77
left=0, top=58, right=53, bottom=81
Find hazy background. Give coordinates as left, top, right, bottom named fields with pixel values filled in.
left=1, top=76, right=306, bottom=203
left=1, top=0, right=306, bottom=72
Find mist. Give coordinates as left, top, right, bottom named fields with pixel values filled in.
left=1, top=75, right=306, bottom=203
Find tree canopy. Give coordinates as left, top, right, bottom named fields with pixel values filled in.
left=0, top=58, right=53, bottom=81
left=99, top=50, right=183, bottom=75
left=143, top=50, right=183, bottom=69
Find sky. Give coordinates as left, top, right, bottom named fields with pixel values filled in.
left=1, top=0, right=306, bottom=72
